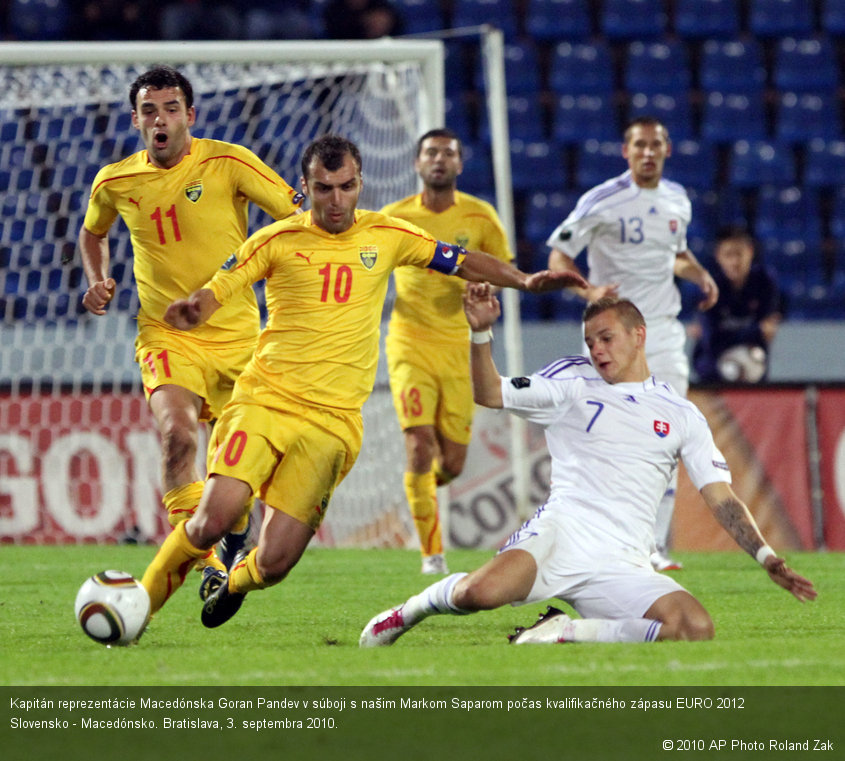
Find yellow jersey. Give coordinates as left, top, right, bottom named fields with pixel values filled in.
left=83, top=137, right=303, bottom=346
left=381, top=191, right=512, bottom=344
left=206, top=210, right=466, bottom=413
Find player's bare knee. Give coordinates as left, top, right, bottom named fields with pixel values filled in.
left=452, top=575, right=501, bottom=611
left=659, top=611, right=714, bottom=642
left=188, top=511, right=233, bottom=548
left=254, top=551, right=297, bottom=586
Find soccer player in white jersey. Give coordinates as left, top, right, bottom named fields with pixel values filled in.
left=546, top=116, right=719, bottom=571
left=359, top=290, right=816, bottom=647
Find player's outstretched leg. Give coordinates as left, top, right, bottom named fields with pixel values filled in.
left=359, top=572, right=469, bottom=647
left=509, top=606, right=662, bottom=644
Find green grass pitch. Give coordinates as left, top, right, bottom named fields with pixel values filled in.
left=1, top=545, right=842, bottom=686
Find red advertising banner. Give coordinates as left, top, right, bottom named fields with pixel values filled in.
left=816, top=389, right=845, bottom=550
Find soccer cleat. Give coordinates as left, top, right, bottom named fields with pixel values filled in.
left=201, top=580, right=245, bottom=628
left=421, top=554, right=449, bottom=575
left=650, top=551, right=683, bottom=572
left=198, top=567, right=227, bottom=602
left=359, top=606, right=413, bottom=647
left=218, top=513, right=254, bottom=570
left=508, top=606, right=573, bottom=645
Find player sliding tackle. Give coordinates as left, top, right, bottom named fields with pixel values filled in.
left=360, top=288, right=817, bottom=647
left=138, top=134, right=588, bottom=631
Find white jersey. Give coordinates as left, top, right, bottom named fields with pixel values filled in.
left=546, top=170, right=691, bottom=321
left=500, top=356, right=729, bottom=554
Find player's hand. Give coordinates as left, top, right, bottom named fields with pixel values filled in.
left=523, top=269, right=589, bottom=293
left=463, top=282, right=500, bottom=331
left=764, top=556, right=818, bottom=603
left=585, top=283, right=620, bottom=302
left=82, top=278, right=116, bottom=315
left=164, top=296, right=203, bottom=330
left=698, top=271, right=719, bottom=311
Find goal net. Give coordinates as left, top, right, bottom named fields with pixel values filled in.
left=0, top=40, right=444, bottom=547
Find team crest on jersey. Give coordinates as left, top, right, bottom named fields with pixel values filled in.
left=653, top=420, right=670, bottom=437
left=669, top=219, right=678, bottom=233
left=185, top=180, right=203, bottom=203
left=456, top=233, right=470, bottom=248
left=359, top=245, right=378, bottom=269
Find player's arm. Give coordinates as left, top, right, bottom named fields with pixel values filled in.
left=457, top=249, right=588, bottom=293
left=547, top=247, right=618, bottom=302
left=674, top=250, right=719, bottom=310
left=163, top=288, right=222, bottom=331
left=462, top=282, right=504, bottom=408
left=78, top=226, right=115, bottom=315
left=700, top=481, right=817, bottom=602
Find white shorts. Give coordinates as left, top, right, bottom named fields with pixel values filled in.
left=644, top=316, right=689, bottom=397
left=500, top=505, right=686, bottom=619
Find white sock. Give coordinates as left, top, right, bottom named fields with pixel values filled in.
left=403, top=572, right=469, bottom=624
left=567, top=618, right=661, bottom=643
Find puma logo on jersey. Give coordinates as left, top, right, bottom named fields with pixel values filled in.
left=295, top=251, right=313, bottom=264
left=129, top=197, right=142, bottom=209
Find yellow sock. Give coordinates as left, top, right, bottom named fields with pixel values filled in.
left=141, top=521, right=208, bottom=614
left=228, top=548, right=268, bottom=595
left=404, top=470, right=442, bottom=557
left=163, top=481, right=204, bottom=527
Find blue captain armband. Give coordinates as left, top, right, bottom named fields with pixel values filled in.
left=427, top=241, right=466, bottom=275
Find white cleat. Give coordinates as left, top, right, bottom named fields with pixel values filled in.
left=508, top=606, right=574, bottom=644
left=650, top=551, right=683, bottom=572
left=359, top=606, right=413, bottom=647
left=421, top=554, right=449, bottom=575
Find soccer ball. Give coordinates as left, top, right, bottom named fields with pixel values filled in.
left=74, top=571, right=150, bottom=646
left=716, top=345, right=767, bottom=383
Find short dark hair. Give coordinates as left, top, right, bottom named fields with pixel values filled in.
left=715, top=225, right=755, bottom=249
left=416, top=128, right=462, bottom=157
left=583, top=297, right=646, bottom=330
left=129, top=65, right=194, bottom=110
left=300, top=134, right=362, bottom=180
left=623, top=115, right=669, bottom=144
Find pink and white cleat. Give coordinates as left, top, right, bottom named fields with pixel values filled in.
left=359, top=606, right=414, bottom=647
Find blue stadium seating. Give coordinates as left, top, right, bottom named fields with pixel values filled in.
left=479, top=94, right=546, bottom=143
left=9, top=0, right=70, bottom=40
left=754, top=185, right=823, bottom=268
left=523, top=190, right=580, bottom=246
left=627, top=92, right=695, bottom=141
left=776, top=92, right=841, bottom=144
left=575, top=140, right=625, bottom=189
left=548, top=41, right=615, bottom=96
left=553, top=95, right=618, bottom=146
left=804, top=139, right=845, bottom=187
left=444, top=96, right=473, bottom=142
left=729, top=142, right=796, bottom=188
left=393, top=0, right=446, bottom=34
left=662, top=140, right=718, bottom=190
left=624, top=41, right=691, bottom=96
left=699, top=39, right=766, bottom=94
left=749, top=0, right=815, bottom=37
left=701, top=92, right=767, bottom=143
left=822, top=0, right=845, bottom=36
left=773, top=37, right=839, bottom=92
left=525, top=0, right=592, bottom=41
left=674, top=0, right=740, bottom=39
left=457, top=142, right=494, bottom=195
left=510, top=140, right=568, bottom=193
left=452, top=0, right=518, bottom=40
left=601, top=0, right=667, bottom=40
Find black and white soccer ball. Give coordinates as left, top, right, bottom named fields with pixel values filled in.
left=74, top=570, right=150, bottom=646
left=717, top=345, right=767, bottom=383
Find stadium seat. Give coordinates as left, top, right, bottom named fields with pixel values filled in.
left=822, top=0, right=845, bottom=36
left=827, top=186, right=845, bottom=239
left=627, top=93, right=695, bottom=141
left=773, top=37, right=839, bottom=92
left=662, top=139, right=717, bottom=190
left=444, top=96, right=473, bottom=143
left=575, top=140, right=625, bottom=189
left=701, top=92, right=766, bottom=144
left=754, top=185, right=822, bottom=267
left=475, top=42, right=542, bottom=96
left=9, top=0, right=70, bottom=40
left=479, top=94, right=546, bottom=143
left=548, top=41, right=615, bottom=96
left=699, top=40, right=766, bottom=94
left=393, top=0, right=445, bottom=34
left=804, top=139, right=845, bottom=187
left=749, top=0, right=815, bottom=37
left=452, top=0, right=518, bottom=40
left=729, top=142, right=796, bottom=188
left=510, top=140, right=568, bottom=193
left=457, top=142, right=494, bottom=195
left=525, top=0, right=592, bottom=41
left=775, top=92, right=840, bottom=144
left=523, top=190, right=580, bottom=246
left=674, top=0, right=740, bottom=39
left=624, top=41, right=691, bottom=96
left=685, top=187, right=751, bottom=255
left=553, top=95, right=619, bottom=146
left=601, top=0, right=667, bottom=40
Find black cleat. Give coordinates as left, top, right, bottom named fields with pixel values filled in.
left=198, top=567, right=227, bottom=602
left=201, top=580, right=245, bottom=629
left=218, top=513, right=254, bottom=570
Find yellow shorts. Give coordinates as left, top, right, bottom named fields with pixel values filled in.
left=207, top=395, right=362, bottom=530
left=135, top=330, right=255, bottom=422
left=385, top=331, right=473, bottom=445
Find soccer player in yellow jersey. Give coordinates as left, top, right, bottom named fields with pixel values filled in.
left=78, top=66, right=302, bottom=572
left=136, top=134, right=587, bottom=632
left=382, top=128, right=513, bottom=574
